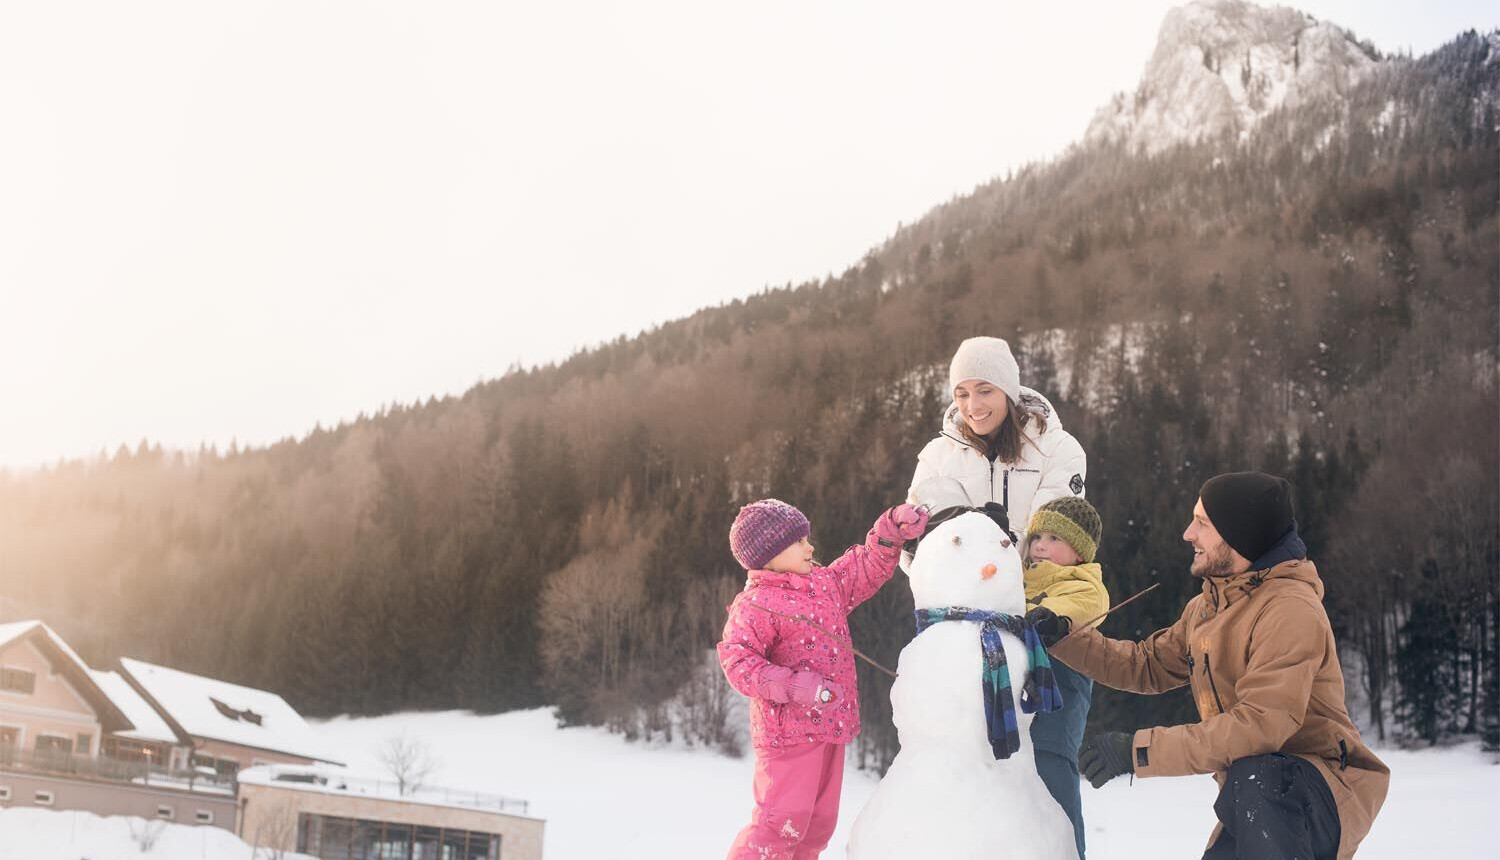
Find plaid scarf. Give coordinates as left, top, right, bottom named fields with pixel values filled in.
left=913, top=607, right=1064, bottom=760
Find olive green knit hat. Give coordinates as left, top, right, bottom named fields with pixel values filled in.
left=1026, top=496, right=1103, bottom=564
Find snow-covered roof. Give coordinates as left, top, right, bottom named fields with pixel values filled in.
left=0, top=619, right=92, bottom=669
left=0, top=619, right=133, bottom=733
left=119, top=657, right=343, bottom=765
left=89, top=669, right=182, bottom=745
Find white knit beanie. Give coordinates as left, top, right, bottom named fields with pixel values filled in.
left=948, top=336, right=1022, bottom=403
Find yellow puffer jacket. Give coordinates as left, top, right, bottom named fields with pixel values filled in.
left=1024, top=560, right=1109, bottom=626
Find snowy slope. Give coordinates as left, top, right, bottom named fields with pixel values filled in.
left=1086, top=0, right=1378, bottom=153
left=3, top=709, right=1496, bottom=858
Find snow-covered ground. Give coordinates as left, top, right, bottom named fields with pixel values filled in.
left=315, top=708, right=1500, bottom=860
left=0, top=806, right=316, bottom=860
left=4, top=708, right=1497, bottom=859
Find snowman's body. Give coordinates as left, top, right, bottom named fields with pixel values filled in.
left=847, top=511, right=1079, bottom=860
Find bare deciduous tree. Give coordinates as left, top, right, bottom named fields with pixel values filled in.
left=128, top=817, right=166, bottom=852
left=378, top=731, right=440, bottom=797
left=249, top=796, right=299, bottom=860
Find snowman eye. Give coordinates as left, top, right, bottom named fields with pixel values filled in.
left=951, top=536, right=962, bottom=546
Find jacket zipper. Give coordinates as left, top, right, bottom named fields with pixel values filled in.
left=985, top=460, right=1012, bottom=512
left=951, top=431, right=1011, bottom=511
left=1203, top=652, right=1227, bottom=714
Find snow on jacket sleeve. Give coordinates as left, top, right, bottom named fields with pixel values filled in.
left=825, top=513, right=904, bottom=611
left=1027, top=429, right=1087, bottom=525
left=1050, top=606, right=1192, bottom=695
left=1132, top=596, right=1326, bottom=778
left=717, top=593, right=796, bottom=703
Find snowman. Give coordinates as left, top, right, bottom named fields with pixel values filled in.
left=847, top=480, right=1079, bottom=860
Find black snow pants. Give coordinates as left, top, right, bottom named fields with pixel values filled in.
left=1201, top=753, right=1342, bottom=860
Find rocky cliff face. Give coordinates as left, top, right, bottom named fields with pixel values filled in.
left=1086, top=0, right=1380, bottom=153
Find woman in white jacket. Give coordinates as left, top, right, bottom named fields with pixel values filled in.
left=908, top=336, right=1087, bottom=527
left=906, top=335, right=1094, bottom=859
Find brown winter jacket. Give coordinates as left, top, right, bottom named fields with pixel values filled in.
left=1052, top=557, right=1389, bottom=859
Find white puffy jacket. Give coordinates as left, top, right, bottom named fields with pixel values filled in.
left=907, top=386, right=1088, bottom=536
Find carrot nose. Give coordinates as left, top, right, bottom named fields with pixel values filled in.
left=980, top=564, right=998, bottom=580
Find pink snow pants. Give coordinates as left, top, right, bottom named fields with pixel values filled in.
left=727, top=741, right=846, bottom=860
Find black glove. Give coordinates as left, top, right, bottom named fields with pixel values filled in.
left=1024, top=606, right=1071, bottom=647
left=1078, top=731, right=1135, bottom=788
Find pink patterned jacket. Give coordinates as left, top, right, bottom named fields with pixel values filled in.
left=717, top=513, right=905, bottom=750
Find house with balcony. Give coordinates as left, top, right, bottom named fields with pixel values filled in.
left=0, top=620, right=132, bottom=763
left=3, top=621, right=544, bottom=856
left=0, top=619, right=236, bottom=824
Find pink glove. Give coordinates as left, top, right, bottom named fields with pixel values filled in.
left=876, top=503, right=929, bottom=543
left=787, top=670, right=842, bottom=707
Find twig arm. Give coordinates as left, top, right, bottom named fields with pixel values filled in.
left=1055, top=583, right=1161, bottom=643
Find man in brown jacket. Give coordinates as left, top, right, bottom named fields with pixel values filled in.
left=1052, top=472, right=1389, bottom=859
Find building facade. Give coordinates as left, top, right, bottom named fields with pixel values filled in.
left=238, top=767, right=544, bottom=860
left=0, top=621, right=130, bottom=764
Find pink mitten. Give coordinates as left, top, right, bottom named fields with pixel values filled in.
left=877, top=503, right=929, bottom=542
left=787, top=670, right=840, bottom=707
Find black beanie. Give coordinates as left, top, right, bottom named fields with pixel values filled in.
left=1199, top=471, right=1296, bottom=563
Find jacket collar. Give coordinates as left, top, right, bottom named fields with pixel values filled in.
left=745, top=568, right=815, bottom=591
left=1199, top=528, right=1320, bottom=611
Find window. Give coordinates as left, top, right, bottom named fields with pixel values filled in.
left=75, top=733, right=92, bottom=755
left=191, top=752, right=240, bottom=778
left=195, top=809, right=215, bottom=825
left=35, top=735, right=73, bottom=755
left=34, top=790, right=54, bottom=806
left=0, top=667, right=35, bottom=694
left=296, top=814, right=502, bottom=860
left=0, top=785, right=11, bottom=802
left=208, top=696, right=263, bottom=725
left=102, top=737, right=157, bottom=763
left=157, top=805, right=175, bottom=820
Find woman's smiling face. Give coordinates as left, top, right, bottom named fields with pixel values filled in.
left=953, top=378, right=1009, bottom=437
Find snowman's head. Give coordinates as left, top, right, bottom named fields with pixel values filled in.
left=907, top=510, right=1026, bottom=614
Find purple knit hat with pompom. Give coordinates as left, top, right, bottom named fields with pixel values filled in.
left=729, top=499, right=810, bottom=570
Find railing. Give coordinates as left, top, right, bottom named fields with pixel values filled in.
left=263, top=769, right=530, bottom=816
left=0, top=747, right=235, bottom=795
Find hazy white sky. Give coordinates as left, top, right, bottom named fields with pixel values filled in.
left=1, top=1, right=1492, bottom=468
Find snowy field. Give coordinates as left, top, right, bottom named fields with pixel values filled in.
left=0, top=806, right=317, bottom=860
left=3, top=708, right=1496, bottom=859
left=316, top=709, right=1498, bottom=860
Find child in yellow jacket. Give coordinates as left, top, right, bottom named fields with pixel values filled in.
left=1021, top=495, right=1109, bottom=860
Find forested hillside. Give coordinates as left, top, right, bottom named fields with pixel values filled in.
left=2, top=30, right=1495, bottom=767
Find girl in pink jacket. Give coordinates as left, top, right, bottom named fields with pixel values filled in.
left=718, top=498, right=928, bottom=860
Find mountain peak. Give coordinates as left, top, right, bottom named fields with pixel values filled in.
left=1086, top=0, right=1381, bottom=154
